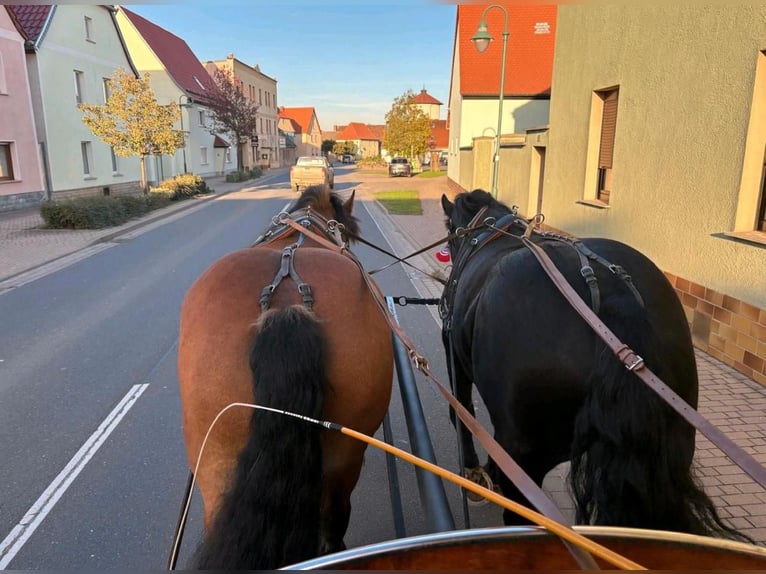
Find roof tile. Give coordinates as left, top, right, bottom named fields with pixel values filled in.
left=337, top=122, right=378, bottom=141
left=278, top=107, right=318, bottom=133
left=7, top=5, right=52, bottom=43
left=458, top=4, right=556, bottom=97
left=120, top=7, right=217, bottom=103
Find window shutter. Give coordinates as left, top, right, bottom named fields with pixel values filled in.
left=598, top=89, right=619, bottom=169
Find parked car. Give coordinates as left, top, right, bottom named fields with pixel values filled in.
left=290, top=156, right=334, bottom=192
left=388, top=157, right=412, bottom=177
left=342, top=154, right=354, bottom=164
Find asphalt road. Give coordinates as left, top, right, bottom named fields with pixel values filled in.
left=0, top=171, right=499, bottom=569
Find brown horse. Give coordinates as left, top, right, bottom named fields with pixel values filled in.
left=177, top=186, right=394, bottom=569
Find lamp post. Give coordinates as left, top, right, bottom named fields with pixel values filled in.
left=471, top=4, right=509, bottom=199
left=178, top=94, right=194, bottom=174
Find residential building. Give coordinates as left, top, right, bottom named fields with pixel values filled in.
left=277, top=106, right=322, bottom=157
left=116, top=6, right=237, bottom=180
left=277, top=117, right=299, bottom=165
left=335, top=122, right=380, bottom=159
left=544, top=5, right=766, bottom=385
left=205, top=53, right=279, bottom=169
left=9, top=5, right=143, bottom=202
left=0, top=5, right=45, bottom=210
left=412, top=88, right=442, bottom=120
left=447, top=4, right=556, bottom=192
left=449, top=5, right=766, bottom=386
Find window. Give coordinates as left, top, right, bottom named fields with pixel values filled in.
left=0, top=53, right=7, bottom=95
left=200, top=146, right=208, bottom=164
left=0, top=143, right=14, bottom=180
left=734, top=51, right=766, bottom=239
left=81, top=141, right=93, bottom=175
left=102, top=78, right=111, bottom=102
left=74, top=70, right=85, bottom=104
left=198, top=110, right=205, bottom=126
left=259, top=88, right=262, bottom=104
left=110, top=146, right=119, bottom=173
left=84, top=16, right=94, bottom=42
left=596, top=88, right=619, bottom=204
left=225, top=148, right=231, bottom=163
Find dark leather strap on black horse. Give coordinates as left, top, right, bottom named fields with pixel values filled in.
left=520, top=235, right=766, bottom=490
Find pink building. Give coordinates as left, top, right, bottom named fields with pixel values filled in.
left=0, top=5, right=45, bottom=210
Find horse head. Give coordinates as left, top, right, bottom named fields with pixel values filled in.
left=292, top=185, right=360, bottom=243
left=441, top=189, right=511, bottom=258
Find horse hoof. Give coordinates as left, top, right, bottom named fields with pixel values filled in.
left=464, top=466, right=494, bottom=506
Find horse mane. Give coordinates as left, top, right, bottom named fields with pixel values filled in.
left=450, top=188, right=511, bottom=228
left=291, top=185, right=360, bottom=239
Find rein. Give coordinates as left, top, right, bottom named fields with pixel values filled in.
left=174, top=401, right=645, bottom=571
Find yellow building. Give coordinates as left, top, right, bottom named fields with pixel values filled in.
left=462, top=6, right=766, bottom=385
left=205, top=54, right=279, bottom=168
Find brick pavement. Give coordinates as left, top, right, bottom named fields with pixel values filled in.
left=1, top=167, right=764, bottom=546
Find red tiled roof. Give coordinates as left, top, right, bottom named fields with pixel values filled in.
left=7, top=5, right=52, bottom=43
left=278, top=106, right=318, bottom=134
left=278, top=117, right=301, bottom=134
left=213, top=135, right=230, bottom=148
left=430, top=119, right=449, bottom=149
left=458, top=4, right=556, bottom=97
left=337, top=122, right=378, bottom=141
left=120, top=7, right=217, bottom=104
left=412, top=88, right=442, bottom=105
left=367, top=124, right=386, bottom=140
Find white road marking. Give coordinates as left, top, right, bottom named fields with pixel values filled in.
left=0, top=383, right=149, bottom=569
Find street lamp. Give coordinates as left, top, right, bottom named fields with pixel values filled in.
left=471, top=4, right=509, bottom=198
left=178, top=94, right=194, bottom=174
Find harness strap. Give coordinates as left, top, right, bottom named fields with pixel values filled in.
left=520, top=236, right=766, bottom=491
left=259, top=237, right=314, bottom=312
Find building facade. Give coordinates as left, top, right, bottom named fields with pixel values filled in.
left=205, top=54, right=279, bottom=169
left=0, top=5, right=45, bottom=210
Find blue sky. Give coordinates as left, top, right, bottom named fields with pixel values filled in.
left=128, top=0, right=457, bottom=130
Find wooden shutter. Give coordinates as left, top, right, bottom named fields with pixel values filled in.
left=759, top=164, right=766, bottom=232
left=598, top=89, right=619, bottom=169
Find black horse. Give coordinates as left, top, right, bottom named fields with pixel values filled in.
left=440, top=189, right=739, bottom=539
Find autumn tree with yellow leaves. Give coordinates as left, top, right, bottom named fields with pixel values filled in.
left=79, top=68, right=184, bottom=193
left=384, top=89, right=431, bottom=159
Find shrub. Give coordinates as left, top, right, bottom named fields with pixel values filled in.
left=357, top=156, right=387, bottom=168
left=40, top=192, right=174, bottom=229
left=225, top=167, right=262, bottom=182
left=151, top=174, right=212, bottom=200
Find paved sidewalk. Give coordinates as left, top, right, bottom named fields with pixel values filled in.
left=1, top=167, right=764, bottom=545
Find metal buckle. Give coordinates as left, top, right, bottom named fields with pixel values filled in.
left=626, top=354, right=644, bottom=371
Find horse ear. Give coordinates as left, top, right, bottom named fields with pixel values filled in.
left=441, top=194, right=454, bottom=217
left=343, top=189, right=355, bottom=214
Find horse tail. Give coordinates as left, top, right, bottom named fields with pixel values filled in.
left=569, top=295, right=744, bottom=540
left=194, top=305, right=327, bottom=569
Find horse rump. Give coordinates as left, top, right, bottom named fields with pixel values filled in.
left=193, top=305, right=328, bottom=569
left=569, top=292, right=745, bottom=541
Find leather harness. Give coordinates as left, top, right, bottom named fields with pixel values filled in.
left=252, top=208, right=348, bottom=313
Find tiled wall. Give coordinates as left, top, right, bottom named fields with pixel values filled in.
left=666, top=272, right=766, bottom=387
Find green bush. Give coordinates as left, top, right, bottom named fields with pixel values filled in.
left=151, top=174, right=212, bottom=199
left=40, top=192, right=176, bottom=230
left=225, top=167, right=262, bottom=182
left=357, top=156, right=387, bottom=168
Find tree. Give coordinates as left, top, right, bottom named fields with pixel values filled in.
left=384, top=89, right=431, bottom=159
left=332, top=141, right=356, bottom=156
left=79, top=67, right=184, bottom=194
left=205, top=68, right=259, bottom=170
left=321, top=139, right=336, bottom=155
